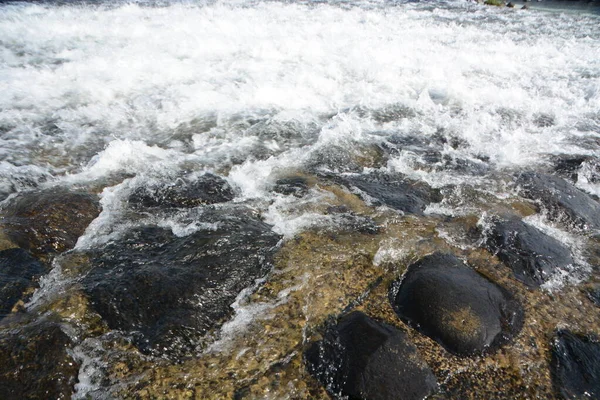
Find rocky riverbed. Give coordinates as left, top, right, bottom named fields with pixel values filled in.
left=1, top=0, right=600, bottom=399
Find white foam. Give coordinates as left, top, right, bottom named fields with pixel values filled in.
left=0, top=1, right=598, bottom=177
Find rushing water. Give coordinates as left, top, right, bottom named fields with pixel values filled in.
left=1, top=0, right=600, bottom=398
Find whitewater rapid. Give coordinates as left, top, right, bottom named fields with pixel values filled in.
left=1, top=0, right=599, bottom=181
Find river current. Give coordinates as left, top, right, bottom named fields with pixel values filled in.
left=0, top=0, right=599, bottom=399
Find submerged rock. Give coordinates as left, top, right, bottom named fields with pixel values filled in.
left=551, top=330, right=600, bottom=399
left=325, top=205, right=381, bottom=235
left=335, top=171, right=442, bottom=215
left=516, top=172, right=600, bottom=231
left=0, top=248, right=45, bottom=319
left=551, top=155, right=591, bottom=182
left=389, top=252, right=523, bottom=356
left=128, top=173, right=235, bottom=209
left=272, top=176, right=310, bottom=197
left=485, top=217, right=574, bottom=287
left=0, top=188, right=101, bottom=258
left=0, top=317, right=80, bottom=400
left=304, top=311, right=437, bottom=400
left=587, top=285, right=600, bottom=307
left=81, top=206, right=281, bottom=358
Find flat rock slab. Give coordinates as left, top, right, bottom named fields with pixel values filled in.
left=551, top=330, right=600, bottom=399
left=0, top=248, right=44, bottom=319
left=485, top=217, right=574, bottom=287
left=0, top=188, right=101, bottom=258
left=516, top=172, right=600, bottom=231
left=389, top=252, right=523, bottom=356
left=335, top=171, right=442, bottom=215
left=82, top=206, right=281, bottom=358
left=128, top=173, right=235, bottom=209
left=0, top=318, right=79, bottom=400
left=304, top=311, right=437, bottom=400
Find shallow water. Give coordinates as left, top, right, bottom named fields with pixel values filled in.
left=0, top=0, right=599, bottom=398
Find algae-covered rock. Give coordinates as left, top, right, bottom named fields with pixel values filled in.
left=128, top=173, right=235, bottom=209
left=516, top=172, right=600, bottom=231
left=304, top=311, right=437, bottom=400
left=389, top=252, right=523, bottom=356
left=0, top=248, right=45, bottom=319
left=485, top=217, right=574, bottom=287
left=0, top=187, right=101, bottom=258
left=82, top=206, right=281, bottom=358
left=0, top=317, right=80, bottom=400
left=551, top=330, right=600, bottom=400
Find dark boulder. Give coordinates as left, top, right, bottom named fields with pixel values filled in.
left=325, top=205, right=380, bottom=235
left=128, top=173, right=235, bottom=209
left=304, top=311, right=437, bottom=400
left=305, top=145, right=365, bottom=173
left=551, top=330, right=600, bottom=399
left=0, top=188, right=101, bottom=258
left=272, top=176, right=310, bottom=197
left=485, top=217, right=574, bottom=287
left=335, top=171, right=442, bottom=216
left=587, top=285, right=600, bottom=307
left=389, top=252, right=523, bottom=356
left=81, top=206, right=281, bottom=358
left=551, top=155, right=591, bottom=182
left=0, top=317, right=80, bottom=400
left=381, top=134, right=443, bottom=168
left=516, top=172, right=600, bottom=231
left=0, top=248, right=45, bottom=319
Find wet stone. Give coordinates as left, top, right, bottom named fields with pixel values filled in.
left=0, top=317, right=80, bottom=400
left=516, top=172, right=600, bottom=231
left=335, top=171, right=442, bottom=215
left=304, top=311, right=437, bottom=400
left=128, top=173, right=235, bottom=209
left=0, top=187, right=101, bottom=258
left=439, top=154, right=490, bottom=176
left=381, top=133, right=442, bottom=165
left=485, top=216, right=574, bottom=287
left=587, top=285, right=600, bottom=307
left=325, top=205, right=381, bottom=235
left=81, top=206, right=281, bottom=358
left=551, top=330, right=600, bottom=400
left=551, top=155, right=592, bottom=182
left=272, top=176, right=309, bottom=197
left=0, top=248, right=45, bottom=319
left=389, top=252, right=524, bottom=357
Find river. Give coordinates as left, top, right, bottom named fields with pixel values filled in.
left=0, top=0, right=599, bottom=398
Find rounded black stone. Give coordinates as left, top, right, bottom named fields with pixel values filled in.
left=485, top=217, right=574, bottom=287
left=516, top=172, right=600, bottom=231
left=389, top=252, right=524, bottom=356
left=304, top=311, right=437, bottom=400
left=551, top=330, right=600, bottom=399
